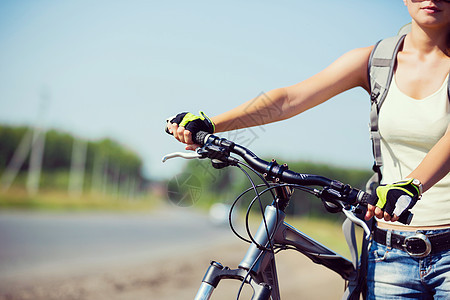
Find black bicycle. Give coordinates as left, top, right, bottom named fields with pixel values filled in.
left=163, top=132, right=411, bottom=300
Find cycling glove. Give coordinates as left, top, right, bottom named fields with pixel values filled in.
left=374, top=178, right=421, bottom=217
left=167, top=111, right=215, bottom=136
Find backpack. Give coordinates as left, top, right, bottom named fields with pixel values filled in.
left=343, top=24, right=450, bottom=300
left=366, top=23, right=450, bottom=194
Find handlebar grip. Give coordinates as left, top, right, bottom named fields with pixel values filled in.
left=165, top=122, right=208, bottom=146
left=364, top=193, right=412, bottom=225
left=397, top=211, right=413, bottom=225
left=193, top=131, right=209, bottom=146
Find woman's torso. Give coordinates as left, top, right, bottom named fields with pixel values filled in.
left=376, top=34, right=450, bottom=230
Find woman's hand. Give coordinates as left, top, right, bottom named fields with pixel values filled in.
left=365, top=178, right=421, bottom=222
left=166, top=122, right=198, bottom=150
left=165, top=111, right=215, bottom=151
left=365, top=204, right=400, bottom=222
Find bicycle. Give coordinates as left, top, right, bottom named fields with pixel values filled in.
left=163, top=131, right=412, bottom=300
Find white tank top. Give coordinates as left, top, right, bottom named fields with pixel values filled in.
left=378, top=74, right=450, bottom=226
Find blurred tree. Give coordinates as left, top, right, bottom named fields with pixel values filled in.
left=0, top=125, right=145, bottom=194
left=179, top=156, right=372, bottom=218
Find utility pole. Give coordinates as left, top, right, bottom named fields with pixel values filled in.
left=0, top=129, right=33, bottom=192
left=91, top=151, right=103, bottom=195
left=68, top=137, right=87, bottom=198
left=26, top=88, right=50, bottom=196
left=1, top=88, right=49, bottom=195
left=26, top=127, right=46, bottom=196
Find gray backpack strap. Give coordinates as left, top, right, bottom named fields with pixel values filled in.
left=367, top=34, right=406, bottom=192
left=397, top=23, right=411, bottom=36
left=448, top=75, right=450, bottom=100
left=342, top=34, right=408, bottom=300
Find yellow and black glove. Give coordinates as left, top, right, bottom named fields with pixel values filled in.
left=166, top=111, right=215, bottom=136
left=374, top=178, right=422, bottom=217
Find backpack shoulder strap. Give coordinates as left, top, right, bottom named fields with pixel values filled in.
left=397, top=23, right=411, bottom=36
left=366, top=34, right=406, bottom=192
left=447, top=75, right=450, bottom=100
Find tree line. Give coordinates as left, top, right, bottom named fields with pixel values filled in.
left=0, top=124, right=145, bottom=193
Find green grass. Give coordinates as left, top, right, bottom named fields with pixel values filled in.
left=283, top=215, right=364, bottom=259
left=238, top=210, right=365, bottom=261
left=0, top=187, right=162, bottom=212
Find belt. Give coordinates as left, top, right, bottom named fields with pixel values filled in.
left=373, top=227, right=450, bottom=258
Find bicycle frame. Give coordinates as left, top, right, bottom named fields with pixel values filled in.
left=162, top=132, right=397, bottom=300
left=194, top=190, right=356, bottom=300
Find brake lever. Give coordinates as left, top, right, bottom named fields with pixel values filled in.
left=162, top=149, right=203, bottom=162
left=342, top=207, right=371, bottom=240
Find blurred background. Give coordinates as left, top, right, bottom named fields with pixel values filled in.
left=0, top=0, right=411, bottom=299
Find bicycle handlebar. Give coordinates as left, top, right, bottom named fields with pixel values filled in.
left=195, top=132, right=336, bottom=186
left=192, top=131, right=412, bottom=225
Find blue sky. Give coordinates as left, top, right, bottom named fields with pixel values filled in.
left=0, top=0, right=411, bottom=179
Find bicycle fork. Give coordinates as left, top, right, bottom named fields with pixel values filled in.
left=194, top=261, right=273, bottom=300
left=194, top=205, right=285, bottom=300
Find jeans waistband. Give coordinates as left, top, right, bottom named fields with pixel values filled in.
left=373, top=227, right=450, bottom=258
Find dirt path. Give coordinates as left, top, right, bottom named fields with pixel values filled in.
left=0, top=239, right=346, bottom=300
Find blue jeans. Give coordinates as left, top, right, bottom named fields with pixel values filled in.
left=367, top=228, right=450, bottom=299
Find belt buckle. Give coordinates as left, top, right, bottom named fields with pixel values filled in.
left=403, top=233, right=431, bottom=258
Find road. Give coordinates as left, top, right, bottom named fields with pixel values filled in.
left=0, top=207, right=234, bottom=280
left=0, top=208, right=346, bottom=300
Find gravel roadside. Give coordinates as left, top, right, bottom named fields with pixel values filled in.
left=0, top=238, right=346, bottom=300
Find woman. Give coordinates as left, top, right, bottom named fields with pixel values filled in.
left=167, top=1, right=450, bottom=298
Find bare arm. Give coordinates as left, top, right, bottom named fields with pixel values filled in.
left=168, top=46, right=374, bottom=147
left=212, top=46, right=373, bottom=133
